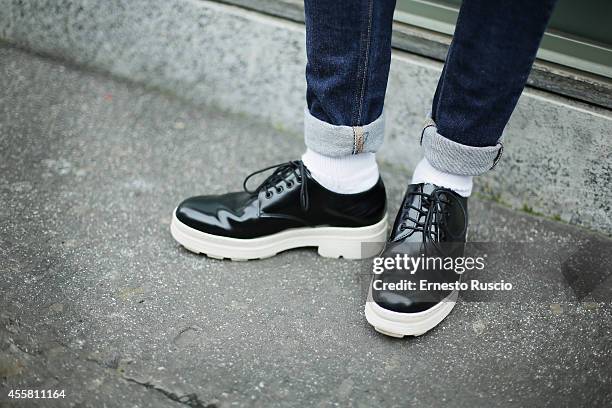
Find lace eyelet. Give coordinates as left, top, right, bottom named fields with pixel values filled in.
left=265, top=191, right=273, bottom=199
left=276, top=186, right=284, bottom=194
left=399, top=225, right=406, bottom=231
left=286, top=181, right=294, bottom=188
left=296, top=176, right=302, bottom=183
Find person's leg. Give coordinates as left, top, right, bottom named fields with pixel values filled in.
left=417, top=0, right=558, bottom=182
left=171, top=0, right=396, bottom=260
left=302, top=0, right=396, bottom=194
left=368, top=0, right=558, bottom=338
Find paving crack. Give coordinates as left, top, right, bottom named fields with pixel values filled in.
left=78, top=356, right=212, bottom=406
left=123, top=375, right=215, bottom=408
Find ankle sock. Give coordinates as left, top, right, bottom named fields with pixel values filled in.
left=411, top=158, right=473, bottom=197
left=301, top=148, right=379, bottom=194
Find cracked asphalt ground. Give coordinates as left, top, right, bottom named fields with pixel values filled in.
left=1, top=44, right=611, bottom=408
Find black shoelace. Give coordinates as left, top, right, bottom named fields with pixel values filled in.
left=243, top=160, right=310, bottom=210
left=398, top=188, right=467, bottom=251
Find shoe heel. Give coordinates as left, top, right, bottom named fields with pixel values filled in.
left=316, top=216, right=387, bottom=260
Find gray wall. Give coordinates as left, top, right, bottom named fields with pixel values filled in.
left=1, top=0, right=610, bottom=234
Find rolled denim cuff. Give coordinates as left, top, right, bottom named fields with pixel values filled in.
left=304, top=108, right=385, bottom=157
left=420, top=118, right=504, bottom=176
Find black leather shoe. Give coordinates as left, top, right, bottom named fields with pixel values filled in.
left=171, top=160, right=387, bottom=260
left=365, top=183, right=468, bottom=337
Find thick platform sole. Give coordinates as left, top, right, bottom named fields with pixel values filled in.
left=170, top=209, right=387, bottom=260
left=364, top=289, right=458, bottom=338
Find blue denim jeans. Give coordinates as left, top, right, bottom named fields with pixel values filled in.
left=304, top=0, right=557, bottom=175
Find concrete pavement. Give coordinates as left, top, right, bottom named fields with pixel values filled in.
left=1, top=45, right=611, bottom=407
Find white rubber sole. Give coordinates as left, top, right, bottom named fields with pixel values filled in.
left=170, top=209, right=387, bottom=260
left=364, top=288, right=458, bottom=338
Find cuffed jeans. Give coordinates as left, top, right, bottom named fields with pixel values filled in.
left=304, top=0, right=557, bottom=175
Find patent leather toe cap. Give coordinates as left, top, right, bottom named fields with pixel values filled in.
left=371, top=285, right=442, bottom=313
left=175, top=192, right=253, bottom=236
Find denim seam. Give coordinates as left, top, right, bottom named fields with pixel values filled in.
left=491, top=143, right=504, bottom=169
left=353, top=126, right=366, bottom=153
left=350, top=0, right=374, bottom=148
left=421, top=117, right=437, bottom=144
left=351, top=12, right=365, bottom=125
left=357, top=0, right=374, bottom=127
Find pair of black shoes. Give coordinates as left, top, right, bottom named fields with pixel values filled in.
left=171, top=160, right=467, bottom=337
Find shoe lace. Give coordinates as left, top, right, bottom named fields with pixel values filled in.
left=398, top=188, right=467, bottom=252
left=242, top=160, right=310, bottom=211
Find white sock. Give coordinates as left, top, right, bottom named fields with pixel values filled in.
left=411, top=158, right=473, bottom=197
left=301, top=148, right=379, bottom=194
